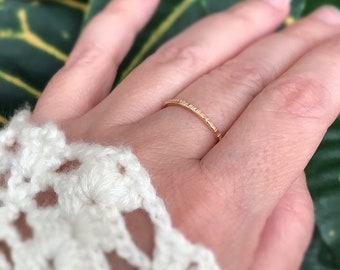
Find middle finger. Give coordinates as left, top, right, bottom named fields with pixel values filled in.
left=90, top=0, right=289, bottom=125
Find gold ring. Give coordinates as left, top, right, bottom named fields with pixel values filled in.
left=164, top=99, right=223, bottom=141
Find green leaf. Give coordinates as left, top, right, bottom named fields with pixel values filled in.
left=0, top=0, right=340, bottom=269
left=83, top=0, right=107, bottom=24
left=0, top=0, right=86, bottom=122
left=303, top=0, right=340, bottom=15
left=301, top=2, right=340, bottom=268
left=305, top=118, right=340, bottom=268
left=116, top=0, right=214, bottom=83
left=302, top=228, right=338, bottom=270
left=116, top=0, right=305, bottom=83
left=0, top=0, right=306, bottom=121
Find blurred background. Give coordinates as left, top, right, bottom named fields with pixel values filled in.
left=0, top=0, right=339, bottom=268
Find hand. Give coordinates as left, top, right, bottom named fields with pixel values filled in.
left=32, top=0, right=340, bottom=269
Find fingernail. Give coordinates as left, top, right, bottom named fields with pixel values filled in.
left=310, top=6, right=340, bottom=25
left=260, top=0, right=291, bottom=8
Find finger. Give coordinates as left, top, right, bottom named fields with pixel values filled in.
left=251, top=174, right=314, bottom=270
left=157, top=6, right=340, bottom=158
left=202, top=23, right=340, bottom=255
left=92, top=0, right=290, bottom=125
left=33, top=0, right=159, bottom=123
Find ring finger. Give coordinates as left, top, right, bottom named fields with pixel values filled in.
left=153, top=6, right=340, bottom=158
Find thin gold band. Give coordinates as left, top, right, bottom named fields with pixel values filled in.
left=164, top=99, right=223, bottom=141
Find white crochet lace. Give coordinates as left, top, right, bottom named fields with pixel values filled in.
left=0, top=111, right=220, bottom=270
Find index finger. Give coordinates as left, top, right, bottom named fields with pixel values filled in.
left=33, top=0, right=159, bottom=123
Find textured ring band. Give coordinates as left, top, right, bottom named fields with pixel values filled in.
left=164, top=99, right=223, bottom=141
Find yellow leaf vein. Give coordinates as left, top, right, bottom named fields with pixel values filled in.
left=0, top=114, right=7, bottom=125
left=119, top=0, right=196, bottom=81
left=44, top=0, right=87, bottom=12
left=0, top=70, right=41, bottom=97
left=285, top=16, right=295, bottom=26
left=0, top=9, right=68, bottom=62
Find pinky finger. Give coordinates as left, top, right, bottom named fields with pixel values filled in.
left=251, top=174, right=315, bottom=270
left=33, top=0, right=159, bottom=123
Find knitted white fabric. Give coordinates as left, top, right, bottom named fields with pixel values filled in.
left=0, top=111, right=220, bottom=270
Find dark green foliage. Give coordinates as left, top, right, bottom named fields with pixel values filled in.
left=0, top=0, right=339, bottom=268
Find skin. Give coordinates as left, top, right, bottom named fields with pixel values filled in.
left=31, top=0, right=340, bottom=269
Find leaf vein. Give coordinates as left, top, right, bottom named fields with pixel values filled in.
left=0, top=114, right=7, bottom=125
left=0, top=70, right=41, bottom=97
left=41, top=0, right=87, bottom=12
left=119, top=0, right=197, bottom=81
left=0, top=9, right=68, bottom=62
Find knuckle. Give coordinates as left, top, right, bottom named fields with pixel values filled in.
left=152, top=42, right=205, bottom=70
left=102, top=4, right=139, bottom=32
left=279, top=190, right=315, bottom=240
left=283, top=22, right=326, bottom=45
left=287, top=196, right=314, bottom=225
left=103, top=3, right=128, bottom=15
left=323, top=35, right=340, bottom=52
left=230, top=8, right=258, bottom=26
left=211, top=60, right=267, bottom=94
left=229, top=0, right=282, bottom=24
left=65, top=42, right=110, bottom=69
left=269, top=76, right=332, bottom=119
left=78, top=43, right=105, bottom=64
